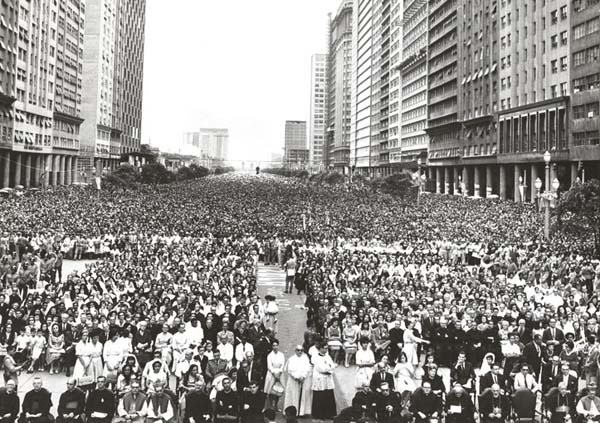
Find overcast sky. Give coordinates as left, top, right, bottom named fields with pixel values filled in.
left=141, top=0, right=340, bottom=165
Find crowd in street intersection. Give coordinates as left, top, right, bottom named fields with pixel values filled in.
left=0, top=173, right=598, bottom=423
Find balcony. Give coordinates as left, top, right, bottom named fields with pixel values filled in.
left=429, top=104, right=458, bottom=120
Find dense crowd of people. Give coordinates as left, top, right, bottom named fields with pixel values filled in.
left=0, top=174, right=597, bottom=423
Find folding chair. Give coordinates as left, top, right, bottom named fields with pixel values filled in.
left=512, top=388, right=537, bottom=423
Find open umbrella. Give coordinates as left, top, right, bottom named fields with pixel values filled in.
left=14, top=184, right=24, bottom=190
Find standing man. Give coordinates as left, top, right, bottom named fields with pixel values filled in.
left=215, top=377, right=238, bottom=423
left=19, top=377, right=53, bottom=423
left=57, top=378, right=86, bottom=423
left=0, top=380, right=19, bottom=423
left=239, top=380, right=265, bottom=423
left=283, top=255, right=296, bottom=294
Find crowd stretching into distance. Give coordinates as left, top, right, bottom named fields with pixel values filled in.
left=0, top=174, right=598, bottom=423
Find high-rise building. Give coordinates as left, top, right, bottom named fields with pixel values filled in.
left=308, top=54, right=327, bottom=172
left=396, top=0, right=428, bottom=166
left=0, top=0, right=86, bottom=188
left=325, top=1, right=353, bottom=172
left=80, top=0, right=146, bottom=174
left=284, top=120, right=307, bottom=167
left=349, top=0, right=403, bottom=177
left=181, top=132, right=202, bottom=157
left=199, top=128, right=229, bottom=165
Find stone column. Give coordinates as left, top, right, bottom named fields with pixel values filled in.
left=514, top=164, right=521, bottom=202
left=2, top=151, right=9, bottom=188
left=44, top=155, right=51, bottom=187
left=51, top=154, right=58, bottom=186
left=531, top=164, right=539, bottom=203
left=72, top=157, right=78, bottom=183
left=34, top=155, right=42, bottom=187
left=462, top=166, right=470, bottom=197
left=444, top=167, right=451, bottom=194
left=59, top=155, right=65, bottom=185
left=66, top=156, right=72, bottom=185
left=473, top=166, right=481, bottom=197
left=13, top=152, right=21, bottom=186
left=24, top=154, right=31, bottom=187
left=570, top=162, right=578, bottom=186
left=486, top=165, right=493, bottom=197
left=436, top=167, right=442, bottom=194
left=499, top=165, right=507, bottom=200
left=453, top=167, right=459, bottom=195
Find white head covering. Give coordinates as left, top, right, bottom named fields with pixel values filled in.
left=480, top=352, right=495, bottom=376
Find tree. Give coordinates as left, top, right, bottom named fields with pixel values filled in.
left=556, top=179, right=600, bottom=257
left=189, top=164, right=209, bottom=178
left=103, top=164, right=139, bottom=190
left=140, top=162, right=174, bottom=185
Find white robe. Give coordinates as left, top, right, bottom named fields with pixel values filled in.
left=283, top=354, right=311, bottom=415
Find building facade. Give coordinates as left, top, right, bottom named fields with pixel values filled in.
left=397, top=0, right=428, bottom=168
left=0, top=0, right=85, bottom=188
left=80, top=0, right=146, bottom=175
left=284, top=120, right=307, bottom=166
left=199, top=128, right=229, bottom=166
left=325, top=1, right=352, bottom=172
left=308, top=54, right=327, bottom=172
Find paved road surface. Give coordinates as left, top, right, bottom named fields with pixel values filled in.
left=256, top=264, right=355, bottom=419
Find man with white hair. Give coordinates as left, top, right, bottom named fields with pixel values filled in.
left=479, top=384, right=510, bottom=423
left=444, top=383, right=475, bottom=423
left=116, top=381, right=146, bottom=423
left=19, top=377, right=53, bottom=423
left=283, top=345, right=311, bottom=416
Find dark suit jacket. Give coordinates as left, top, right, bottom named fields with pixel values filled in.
left=542, top=328, right=565, bottom=353
left=552, top=374, right=578, bottom=397
left=370, top=371, right=395, bottom=393
left=450, top=362, right=476, bottom=388
left=479, top=372, right=509, bottom=393
left=522, top=342, right=544, bottom=374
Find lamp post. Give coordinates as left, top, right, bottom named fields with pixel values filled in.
left=540, top=151, right=561, bottom=240
left=417, top=158, right=422, bottom=204
left=534, top=177, right=542, bottom=212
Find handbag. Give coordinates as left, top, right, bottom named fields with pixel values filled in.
left=78, top=370, right=94, bottom=386
left=271, top=380, right=284, bottom=395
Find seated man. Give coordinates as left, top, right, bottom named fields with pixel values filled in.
left=479, top=363, right=508, bottom=395
left=409, top=382, right=442, bottom=423
left=546, top=382, right=574, bottom=423
left=445, top=384, right=475, bottom=423
left=450, top=352, right=476, bottom=392
left=85, top=376, right=115, bottom=423
left=0, top=380, right=20, bottom=423
left=215, top=377, right=238, bottom=423
left=145, top=382, right=175, bottom=423
left=375, top=382, right=405, bottom=423
left=514, top=364, right=540, bottom=392
left=19, top=377, right=53, bottom=423
left=576, top=383, right=600, bottom=422
left=57, top=378, right=86, bottom=423
left=479, top=384, right=510, bottom=423
left=116, top=381, right=147, bottom=423
left=239, top=380, right=266, bottom=423
left=183, top=381, right=212, bottom=423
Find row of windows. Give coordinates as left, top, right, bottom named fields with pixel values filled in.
left=573, top=131, right=600, bottom=146
left=573, top=16, right=600, bottom=40
left=573, top=45, right=600, bottom=67
left=573, top=102, right=600, bottom=119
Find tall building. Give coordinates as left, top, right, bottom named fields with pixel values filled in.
left=0, top=0, right=85, bottom=188
left=349, top=0, right=403, bottom=177
left=199, top=128, right=229, bottom=165
left=181, top=132, right=201, bottom=157
left=325, top=1, right=353, bottom=172
left=284, top=120, right=307, bottom=167
left=396, top=0, right=428, bottom=166
left=308, top=54, right=327, bottom=172
left=80, top=0, right=146, bottom=174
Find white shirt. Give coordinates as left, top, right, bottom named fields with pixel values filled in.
left=235, top=342, right=254, bottom=364
left=217, top=342, right=234, bottom=365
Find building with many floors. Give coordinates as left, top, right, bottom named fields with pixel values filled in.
left=308, top=53, right=327, bottom=172
left=325, top=1, right=352, bottom=172
left=199, top=128, right=229, bottom=166
left=80, top=0, right=146, bottom=175
left=0, top=0, right=86, bottom=188
left=284, top=120, right=307, bottom=166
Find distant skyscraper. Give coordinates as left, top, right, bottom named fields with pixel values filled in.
left=309, top=54, right=328, bottom=172
left=80, top=0, right=146, bottom=174
left=199, top=128, right=229, bottom=165
left=181, top=132, right=202, bottom=157
left=325, top=1, right=353, bottom=172
left=284, top=120, right=307, bottom=167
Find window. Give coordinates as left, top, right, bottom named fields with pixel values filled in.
left=561, top=31, right=568, bottom=45
left=560, top=6, right=567, bottom=20
left=551, top=35, right=558, bottom=49
left=551, top=60, right=558, bottom=73
left=560, top=56, right=568, bottom=71
left=551, top=10, right=558, bottom=24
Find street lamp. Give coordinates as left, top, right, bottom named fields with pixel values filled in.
left=417, top=158, right=422, bottom=204
left=534, top=177, right=542, bottom=211
left=540, top=151, right=559, bottom=240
